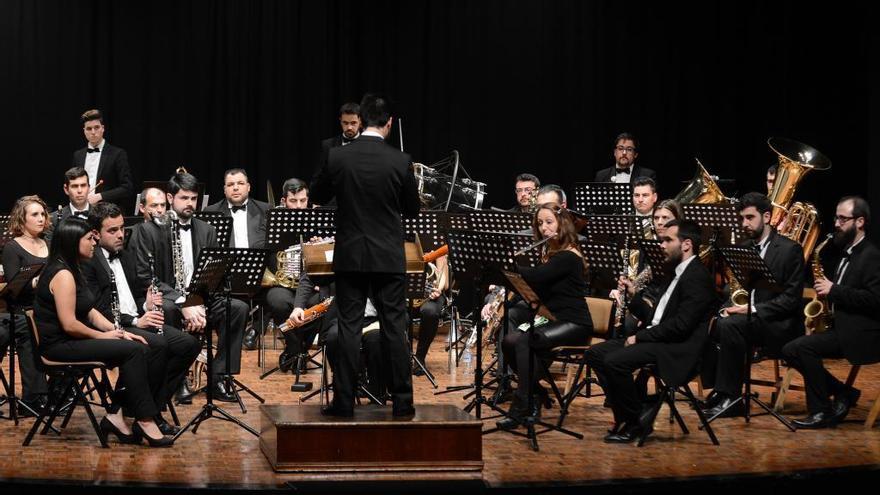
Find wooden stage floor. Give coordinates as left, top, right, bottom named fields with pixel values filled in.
left=1, top=333, right=879, bottom=494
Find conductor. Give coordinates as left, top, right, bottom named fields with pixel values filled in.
left=310, top=94, right=421, bottom=417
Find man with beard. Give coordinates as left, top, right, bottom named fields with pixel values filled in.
left=128, top=172, right=248, bottom=403
left=782, top=196, right=880, bottom=429
left=701, top=192, right=805, bottom=418
left=508, top=173, right=541, bottom=213
left=593, top=132, right=657, bottom=185
left=586, top=219, right=716, bottom=443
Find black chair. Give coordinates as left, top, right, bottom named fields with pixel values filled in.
left=638, top=364, right=720, bottom=447
left=21, top=310, right=109, bottom=447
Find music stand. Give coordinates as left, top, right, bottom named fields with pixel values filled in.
left=704, top=246, right=795, bottom=431
left=265, top=207, right=336, bottom=251
left=682, top=203, right=746, bottom=246
left=173, top=250, right=258, bottom=440
left=636, top=239, right=669, bottom=283
left=403, top=211, right=450, bottom=253
left=467, top=211, right=533, bottom=234
left=0, top=264, right=44, bottom=424
left=573, top=182, right=633, bottom=214
left=193, top=211, right=233, bottom=248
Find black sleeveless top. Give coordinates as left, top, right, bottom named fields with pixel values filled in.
left=1, top=239, right=48, bottom=307
left=33, top=261, right=96, bottom=352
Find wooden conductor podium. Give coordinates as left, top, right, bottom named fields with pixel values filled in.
left=302, top=237, right=426, bottom=276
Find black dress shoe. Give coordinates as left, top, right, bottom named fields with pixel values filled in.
left=412, top=362, right=427, bottom=377
left=132, top=422, right=174, bottom=447
left=155, top=415, right=181, bottom=436
left=792, top=411, right=837, bottom=429
left=702, top=396, right=745, bottom=419
left=211, top=381, right=237, bottom=403
left=832, top=387, right=861, bottom=423
left=497, top=398, right=527, bottom=430
left=242, top=327, right=258, bottom=351
left=278, top=349, right=296, bottom=372
left=698, top=390, right=723, bottom=410
left=17, top=397, right=48, bottom=418
left=603, top=422, right=645, bottom=443
left=100, top=417, right=142, bottom=444
left=321, top=404, right=354, bottom=417
left=175, top=382, right=195, bottom=405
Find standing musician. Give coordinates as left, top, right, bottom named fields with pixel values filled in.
left=33, top=218, right=172, bottom=446
left=311, top=103, right=363, bottom=207
left=138, top=187, right=168, bottom=223
left=586, top=219, right=716, bottom=443
left=71, top=109, right=134, bottom=207
left=497, top=205, right=593, bottom=430
left=83, top=202, right=200, bottom=434
left=310, top=93, right=421, bottom=417
left=508, top=173, right=541, bottom=213
left=128, top=172, right=248, bottom=403
left=701, top=192, right=804, bottom=418
left=782, top=196, right=880, bottom=429
left=46, top=167, right=92, bottom=245
left=0, top=195, right=51, bottom=415
left=593, top=132, right=657, bottom=185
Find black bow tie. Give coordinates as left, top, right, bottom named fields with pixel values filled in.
left=615, top=167, right=631, bottom=175
left=178, top=223, right=192, bottom=231
left=72, top=210, right=88, bottom=218
left=342, top=136, right=355, bottom=144
left=87, top=147, right=100, bottom=153
left=230, top=204, right=246, bottom=213
left=753, top=242, right=762, bottom=254
left=107, top=251, right=121, bottom=262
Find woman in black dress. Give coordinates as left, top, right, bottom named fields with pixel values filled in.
left=0, top=195, right=50, bottom=414
left=33, top=217, right=172, bottom=446
left=497, top=205, right=594, bottom=429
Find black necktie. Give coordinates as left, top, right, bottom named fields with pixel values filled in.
left=87, top=147, right=100, bottom=153
left=230, top=204, right=246, bottom=213
left=753, top=242, right=762, bottom=254
left=178, top=223, right=192, bottom=231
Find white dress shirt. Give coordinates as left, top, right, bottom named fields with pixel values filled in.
left=84, top=139, right=105, bottom=189
left=103, top=247, right=139, bottom=320
left=611, top=166, right=632, bottom=184
left=69, top=203, right=90, bottom=218
left=179, top=220, right=195, bottom=288
left=228, top=200, right=249, bottom=248
left=650, top=255, right=697, bottom=327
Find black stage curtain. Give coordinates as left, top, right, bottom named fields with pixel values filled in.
left=1, top=1, right=877, bottom=231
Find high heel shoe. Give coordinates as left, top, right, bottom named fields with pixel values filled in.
left=132, top=421, right=175, bottom=447
left=100, top=417, right=142, bottom=444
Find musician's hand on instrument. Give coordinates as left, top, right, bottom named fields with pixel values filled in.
left=725, top=305, right=747, bottom=316
left=309, top=236, right=323, bottom=243
left=625, top=335, right=637, bottom=347
left=122, top=331, right=148, bottom=345
left=137, top=310, right=164, bottom=329
left=290, top=308, right=306, bottom=324
left=145, top=288, right=164, bottom=310
left=429, top=289, right=441, bottom=300
left=87, top=192, right=103, bottom=205
left=814, top=277, right=833, bottom=297
left=480, top=303, right=493, bottom=321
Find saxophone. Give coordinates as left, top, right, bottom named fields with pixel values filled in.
left=613, top=250, right=653, bottom=328
left=804, top=233, right=833, bottom=333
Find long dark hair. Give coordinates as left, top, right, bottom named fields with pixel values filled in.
left=532, top=204, right=587, bottom=272
left=48, top=217, right=93, bottom=285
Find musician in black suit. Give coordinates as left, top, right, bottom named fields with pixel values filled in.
left=702, top=192, right=805, bottom=418
left=310, top=94, right=421, bottom=417
left=83, top=202, right=200, bottom=434
left=593, top=132, right=657, bottom=185
left=203, top=168, right=270, bottom=249
left=71, top=109, right=134, bottom=207
left=586, top=219, right=717, bottom=443
left=508, top=173, right=541, bottom=213
left=128, top=172, right=248, bottom=403
left=46, top=167, right=92, bottom=246
left=320, top=102, right=363, bottom=156
left=782, top=196, right=880, bottom=429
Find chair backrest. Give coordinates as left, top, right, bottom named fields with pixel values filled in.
left=23, top=309, right=46, bottom=372
left=585, top=297, right=615, bottom=337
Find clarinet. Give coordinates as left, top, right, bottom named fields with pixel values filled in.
left=147, top=253, right=164, bottom=335
left=108, top=270, right=123, bottom=331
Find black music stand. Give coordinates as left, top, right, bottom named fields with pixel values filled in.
left=682, top=203, right=746, bottom=247
left=173, top=251, right=258, bottom=440
left=404, top=269, right=437, bottom=388
left=467, top=211, right=533, bottom=234
left=0, top=264, right=44, bottom=424
left=192, top=211, right=233, bottom=248
left=574, top=182, right=634, bottom=214
left=704, top=246, right=795, bottom=431
left=403, top=211, right=450, bottom=252
left=480, top=270, right=584, bottom=451
left=265, top=207, right=336, bottom=250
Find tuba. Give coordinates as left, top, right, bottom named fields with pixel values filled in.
left=767, top=137, right=832, bottom=226
left=777, top=201, right=822, bottom=262
left=674, top=158, right=729, bottom=204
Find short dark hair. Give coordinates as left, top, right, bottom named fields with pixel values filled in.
left=223, top=168, right=248, bottom=182
left=48, top=217, right=93, bottom=284
left=80, top=109, right=104, bottom=125
left=167, top=172, right=200, bottom=196
left=64, top=166, right=88, bottom=185
left=737, top=192, right=772, bottom=216
left=515, top=173, right=540, bottom=188
left=87, top=201, right=123, bottom=231
left=339, top=102, right=360, bottom=116
left=282, top=178, right=309, bottom=196
left=664, top=218, right=702, bottom=253
left=359, top=93, right=393, bottom=128
left=615, top=132, right=639, bottom=150
left=633, top=177, right=656, bottom=192
left=840, top=195, right=871, bottom=228
left=538, top=184, right=566, bottom=205
left=767, top=164, right=778, bottom=175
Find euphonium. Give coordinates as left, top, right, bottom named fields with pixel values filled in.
left=777, top=201, right=822, bottom=262
left=674, top=158, right=729, bottom=204
left=804, top=233, right=833, bottom=334
left=767, top=137, right=832, bottom=226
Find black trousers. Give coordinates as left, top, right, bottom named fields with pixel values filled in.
left=707, top=314, right=796, bottom=397
left=502, top=321, right=591, bottom=402
left=163, top=296, right=247, bottom=380
left=334, top=271, right=412, bottom=411
left=265, top=286, right=320, bottom=355
left=43, top=338, right=159, bottom=419
left=586, top=338, right=663, bottom=425
left=781, top=331, right=849, bottom=414
left=415, top=295, right=445, bottom=362
left=0, top=312, right=49, bottom=402
left=127, top=325, right=200, bottom=410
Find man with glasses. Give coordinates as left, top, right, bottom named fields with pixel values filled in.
left=781, top=196, right=880, bottom=429
left=508, top=173, right=541, bottom=212
left=594, top=132, right=657, bottom=185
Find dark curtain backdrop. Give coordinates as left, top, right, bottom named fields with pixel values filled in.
left=1, top=1, right=877, bottom=231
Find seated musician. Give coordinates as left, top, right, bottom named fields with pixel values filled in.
left=782, top=196, right=880, bottom=429
left=138, top=187, right=168, bottom=223
left=586, top=219, right=716, bottom=443
left=508, top=173, right=541, bottom=213
left=413, top=244, right=449, bottom=377
left=33, top=217, right=172, bottom=446
left=632, top=177, right=658, bottom=235
left=701, top=192, right=804, bottom=418
left=83, top=202, right=200, bottom=434
left=496, top=204, right=593, bottom=430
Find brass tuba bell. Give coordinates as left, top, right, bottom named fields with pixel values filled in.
left=767, top=137, right=831, bottom=226
left=674, top=158, right=729, bottom=204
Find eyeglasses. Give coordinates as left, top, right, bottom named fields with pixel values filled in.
left=615, top=146, right=636, bottom=153
left=834, top=215, right=855, bottom=224
left=515, top=187, right=536, bottom=194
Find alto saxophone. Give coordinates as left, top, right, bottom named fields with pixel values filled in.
left=804, top=233, right=833, bottom=333
left=613, top=247, right=653, bottom=328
